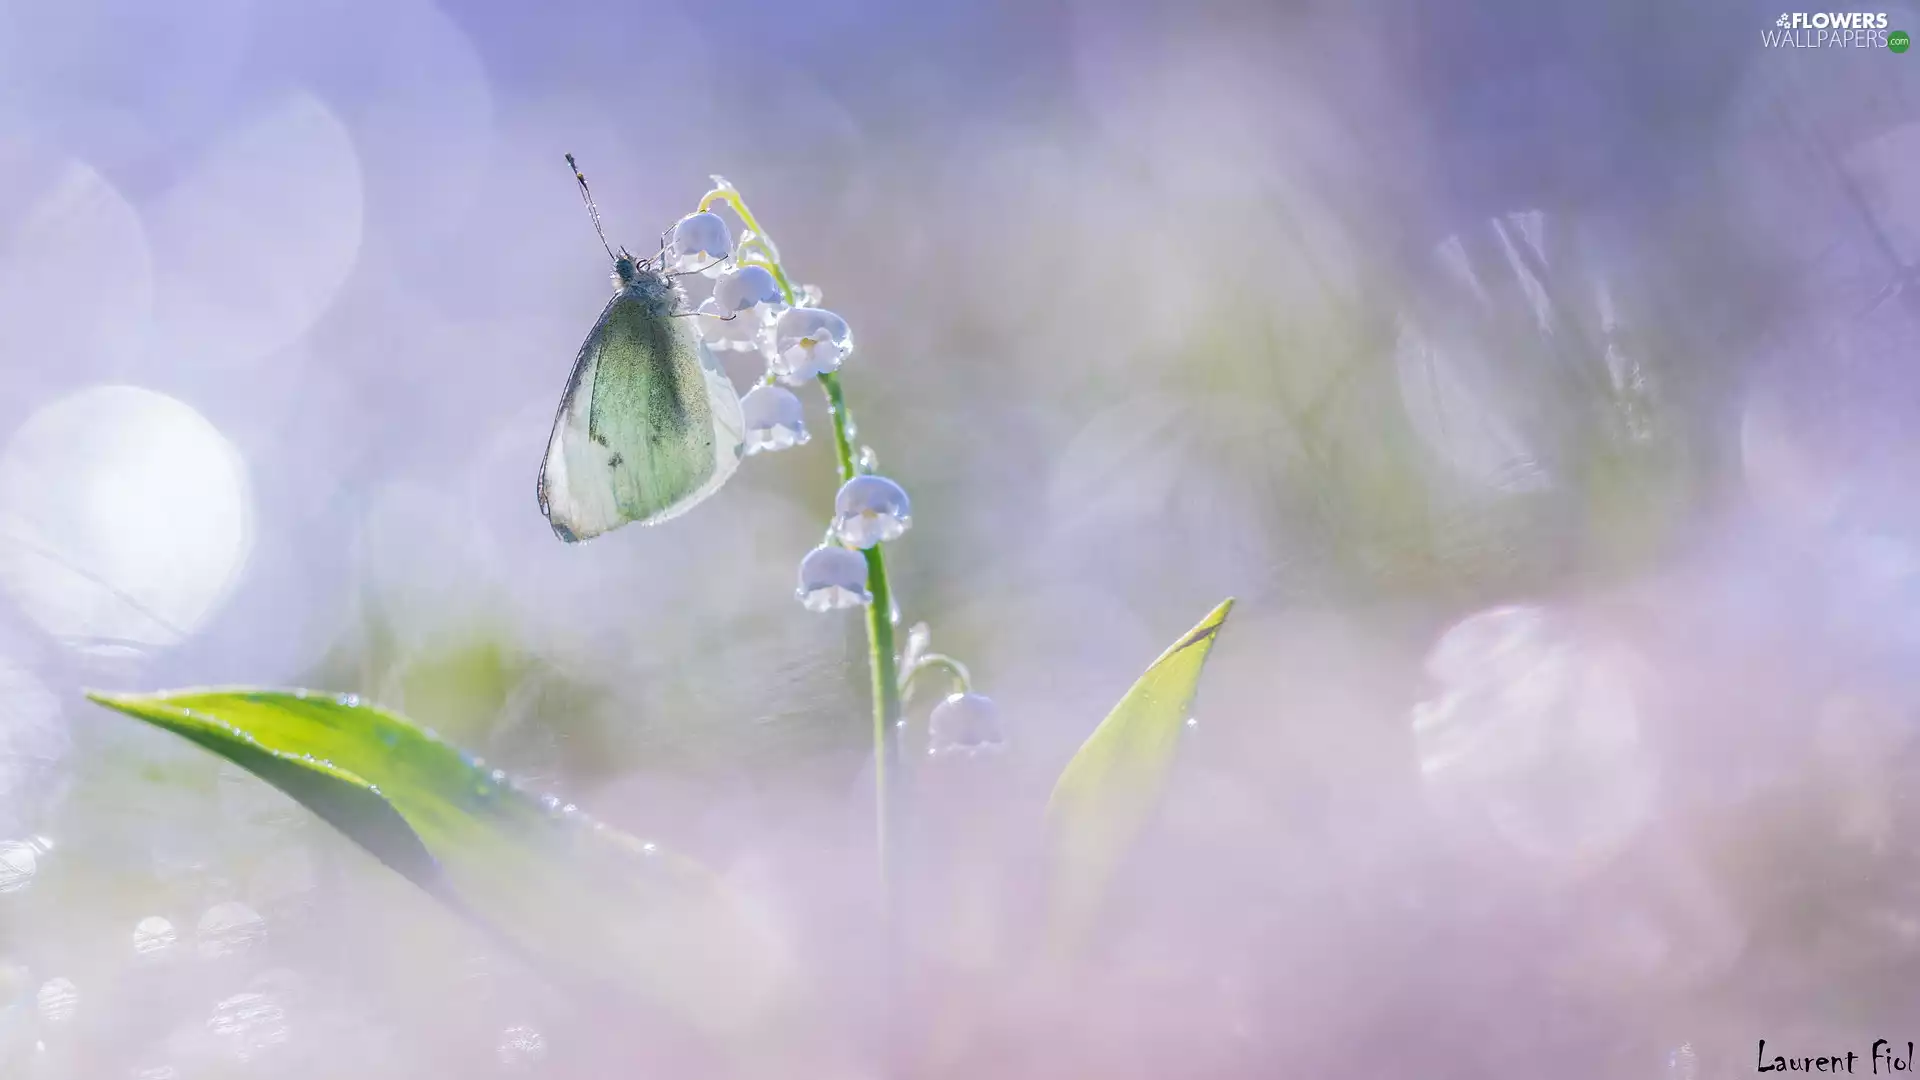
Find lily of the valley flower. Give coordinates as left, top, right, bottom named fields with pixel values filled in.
left=713, top=265, right=787, bottom=322
left=833, top=475, right=911, bottom=549
left=694, top=296, right=761, bottom=350
left=928, top=692, right=1004, bottom=756
left=796, top=544, right=871, bottom=612
left=742, top=385, right=809, bottom=454
left=772, top=307, right=853, bottom=382
left=668, top=211, right=733, bottom=274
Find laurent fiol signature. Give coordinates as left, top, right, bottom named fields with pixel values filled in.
left=1757, top=1040, right=1916, bottom=1073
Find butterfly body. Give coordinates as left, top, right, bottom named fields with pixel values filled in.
left=538, top=252, right=745, bottom=543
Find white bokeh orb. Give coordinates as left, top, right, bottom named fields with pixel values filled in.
left=0, top=385, right=253, bottom=654
left=148, top=92, right=364, bottom=370
left=1412, top=605, right=1657, bottom=873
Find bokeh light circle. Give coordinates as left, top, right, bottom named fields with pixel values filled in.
left=0, top=385, right=254, bottom=655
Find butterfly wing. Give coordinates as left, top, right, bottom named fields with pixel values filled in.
left=539, top=296, right=744, bottom=542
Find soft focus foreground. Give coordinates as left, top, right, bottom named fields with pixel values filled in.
left=3, top=0, right=1920, bottom=1076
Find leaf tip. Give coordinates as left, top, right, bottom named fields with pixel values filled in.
left=1170, top=597, right=1235, bottom=655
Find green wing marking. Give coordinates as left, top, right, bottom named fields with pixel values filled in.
left=540, top=295, right=741, bottom=541
left=587, top=297, right=716, bottom=517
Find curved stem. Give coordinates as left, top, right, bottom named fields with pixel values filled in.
left=900, top=653, right=971, bottom=704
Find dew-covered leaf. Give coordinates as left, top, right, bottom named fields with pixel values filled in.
left=1044, top=599, right=1234, bottom=954
left=85, top=688, right=791, bottom=1042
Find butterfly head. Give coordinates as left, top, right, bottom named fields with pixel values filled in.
left=610, top=249, right=681, bottom=314
left=612, top=250, right=645, bottom=287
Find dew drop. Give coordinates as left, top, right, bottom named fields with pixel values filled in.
left=857, top=445, right=879, bottom=474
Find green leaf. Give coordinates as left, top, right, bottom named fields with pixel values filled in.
left=86, top=688, right=792, bottom=1042
left=1043, top=598, right=1234, bottom=955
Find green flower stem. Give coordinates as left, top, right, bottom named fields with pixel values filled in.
left=822, top=369, right=904, bottom=898
left=702, top=183, right=903, bottom=900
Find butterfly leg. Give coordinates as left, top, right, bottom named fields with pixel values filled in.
left=669, top=256, right=729, bottom=279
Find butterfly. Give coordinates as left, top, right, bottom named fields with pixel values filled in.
left=538, top=155, right=745, bottom=543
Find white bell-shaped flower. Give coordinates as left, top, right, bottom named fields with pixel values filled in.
left=742, top=385, right=809, bottom=454
left=668, top=211, right=733, bottom=273
left=771, top=307, right=853, bottom=382
left=694, top=296, right=761, bottom=351
left=833, top=475, right=911, bottom=549
left=796, top=544, right=871, bottom=612
left=928, top=692, right=1004, bottom=756
left=712, top=265, right=787, bottom=322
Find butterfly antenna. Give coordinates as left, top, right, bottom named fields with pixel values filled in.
left=564, top=153, right=617, bottom=262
